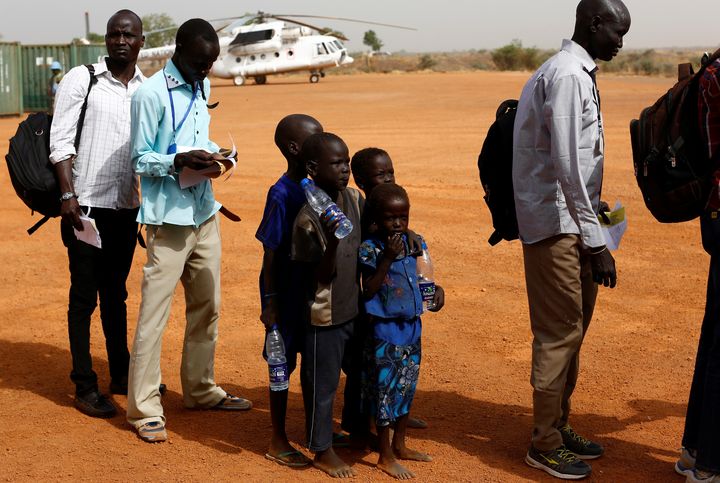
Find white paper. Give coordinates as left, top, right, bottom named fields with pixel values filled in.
left=599, top=201, right=627, bottom=251
left=178, top=137, right=238, bottom=189
left=73, top=215, right=102, bottom=248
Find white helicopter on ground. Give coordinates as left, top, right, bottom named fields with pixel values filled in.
left=138, top=12, right=414, bottom=86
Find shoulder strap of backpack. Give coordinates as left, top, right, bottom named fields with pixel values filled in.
left=73, top=64, right=97, bottom=149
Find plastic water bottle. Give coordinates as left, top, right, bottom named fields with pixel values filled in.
left=266, top=325, right=289, bottom=391
left=300, top=178, right=353, bottom=239
left=416, top=245, right=436, bottom=311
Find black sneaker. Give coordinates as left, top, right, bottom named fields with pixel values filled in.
left=559, top=424, right=604, bottom=460
left=525, top=445, right=591, bottom=480
left=74, top=390, right=117, bottom=418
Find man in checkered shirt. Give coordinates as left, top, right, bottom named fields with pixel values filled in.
left=49, top=10, right=145, bottom=418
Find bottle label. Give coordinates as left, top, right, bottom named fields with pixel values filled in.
left=419, top=281, right=435, bottom=303
left=322, top=206, right=347, bottom=225
left=269, top=362, right=288, bottom=385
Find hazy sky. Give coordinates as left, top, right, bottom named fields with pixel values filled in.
left=2, top=0, right=719, bottom=52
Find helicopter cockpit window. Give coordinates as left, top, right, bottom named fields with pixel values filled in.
left=316, top=43, right=328, bottom=55
left=326, top=43, right=337, bottom=53
left=230, top=29, right=274, bottom=46
left=333, top=41, right=344, bottom=50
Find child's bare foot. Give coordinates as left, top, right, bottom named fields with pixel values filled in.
left=378, top=459, right=415, bottom=480
left=313, top=448, right=356, bottom=478
left=394, top=446, right=432, bottom=462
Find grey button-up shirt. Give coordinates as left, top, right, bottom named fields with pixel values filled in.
left=512, top=39, right=605, bottom=248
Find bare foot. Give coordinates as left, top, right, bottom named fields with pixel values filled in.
left=394, top=446, right=432, bottom=462
left=313, top=448, right=356, bottom=478
left=378, top=459, right=415, bottom=480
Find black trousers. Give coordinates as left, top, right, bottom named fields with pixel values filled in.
left=60, top=207, right=138, bottom=396
left=302, top=319, right=365, bottom=451
left=682, top=212, right=720, bottom=473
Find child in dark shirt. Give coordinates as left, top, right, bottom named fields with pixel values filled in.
left=291, top=132, right=363, bottom=478
left=359, top=183, right=444, bottom=479
left=256, top=114, right=323, bottom=467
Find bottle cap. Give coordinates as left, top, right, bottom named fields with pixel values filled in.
left=300, top=178, right=312, bottom=188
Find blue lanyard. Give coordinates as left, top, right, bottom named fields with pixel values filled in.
left=165, top=69, right=198, bottom=137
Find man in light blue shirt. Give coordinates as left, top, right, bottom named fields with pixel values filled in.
left=512, top=0, right=629, bottom=479
left=126, top=18, right=252, bottom=444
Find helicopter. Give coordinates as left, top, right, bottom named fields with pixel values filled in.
left=137, top=12, right=414, bottom=86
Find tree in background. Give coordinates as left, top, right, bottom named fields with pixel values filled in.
left=142, top=13, right=177, bottom=48
left=363, top=30, right=384, bottom=52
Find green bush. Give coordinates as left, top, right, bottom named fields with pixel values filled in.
left=491, top=40, right=552, bottom=71
left=417, top=54, right=437, bottom=70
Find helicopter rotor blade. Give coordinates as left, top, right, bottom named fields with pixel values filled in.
left=271, top=16, right=349, bottom=40
left=208, top=13, right=256, bottom=31
left=272, top=14, right=416, bottom=31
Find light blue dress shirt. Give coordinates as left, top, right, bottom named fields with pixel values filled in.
left=131, top=59, right=221, bottom=226
left=512, top=39, right=605, bottom=248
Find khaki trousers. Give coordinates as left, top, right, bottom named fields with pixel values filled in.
left=522, top=234, right=597, bottom=451
left=127, top=215, right=226, bottom=428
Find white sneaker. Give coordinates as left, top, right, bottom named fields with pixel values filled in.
left=676, top=448, right=697, bottom=477
left=687, top=469, right=720, bottom=483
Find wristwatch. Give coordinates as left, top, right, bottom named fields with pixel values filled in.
left=60, top=192, right=76, bottom=202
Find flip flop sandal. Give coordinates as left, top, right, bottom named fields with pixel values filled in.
left=265, top=450, right=311, bottom=467
left=408, top=416, right=428, bottom=429
left=212, top=394, right=253, bottom=411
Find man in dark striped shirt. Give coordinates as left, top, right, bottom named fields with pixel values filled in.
left=677, top=57, right=720, bottom=483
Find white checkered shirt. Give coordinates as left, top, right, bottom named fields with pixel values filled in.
left=50, top=59, right=145, bottom=209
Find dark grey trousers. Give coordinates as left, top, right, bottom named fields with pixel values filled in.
left=301, top=319, right=363, bottom=451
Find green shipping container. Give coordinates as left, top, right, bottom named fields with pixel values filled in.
left=21, top=43, right=106, bottom=112
left=0, top=43, right=23, bottom=116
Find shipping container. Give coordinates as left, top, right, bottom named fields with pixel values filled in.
left=0, top=43, right=23, bottom=116
left=21, top=43, right=106, bottom=112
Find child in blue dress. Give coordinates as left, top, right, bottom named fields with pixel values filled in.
left=358, top=183, right=444, bottom=479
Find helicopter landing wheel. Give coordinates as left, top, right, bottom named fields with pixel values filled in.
left=320, top=71, right=326, bottom=78
left=254, top=75, right=267, bottom=85
left=309, top=73, right=320, bottom=84
left=233, top=76, right=245, bottom=86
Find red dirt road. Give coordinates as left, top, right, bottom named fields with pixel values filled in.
left=0, top=71, right=705, bottom=481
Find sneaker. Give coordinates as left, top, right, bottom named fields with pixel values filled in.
left=687, top=469, right=720, bottom=482
left=525, top=445, right=592, bottom=480
left=559, top=424, right=604, bottom=460
left=136, top=421, right=167, bottom=443
left=74, top=390, right=117, bottom=418
left=676, top=447, right=697, bottom=477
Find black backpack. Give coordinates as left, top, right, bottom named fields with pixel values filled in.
left=629, top=50, right=720, bottom=223
left=5, top=64, right=96, bottom=234
left=478, top=99, right=519, bottom=245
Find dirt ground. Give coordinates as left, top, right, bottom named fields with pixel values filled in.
left=0, top=71, right=707, bottom=482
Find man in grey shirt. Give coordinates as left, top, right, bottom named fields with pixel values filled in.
left=512, top=0, right=630, bottom=479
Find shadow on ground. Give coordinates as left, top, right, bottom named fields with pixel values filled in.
left=0, top=339, right=685, bottom=480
